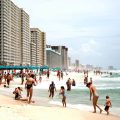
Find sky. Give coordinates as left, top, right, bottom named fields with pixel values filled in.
left=12, top=0, right=120, bottom=68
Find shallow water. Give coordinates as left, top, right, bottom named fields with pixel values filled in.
left=0, top=73, right=120, bottom=116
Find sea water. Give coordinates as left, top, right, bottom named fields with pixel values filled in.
left=33, top=76, right=120, bottom=116
left=0, top=73, right=120, bottom=116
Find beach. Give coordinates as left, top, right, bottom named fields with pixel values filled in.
left=0, top=71, right=120, bottom=120
left=0, top=94, right=120, bottom=120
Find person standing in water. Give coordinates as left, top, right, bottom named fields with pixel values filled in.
left=25, top=74, right=36, bottom=104
left=59, top=86, right=66, bottom=107
left=86, top=82, right=102, bottom=113
left=104, top=95, right=112, bottom=115
left=48, top=81, right=56, bottom=98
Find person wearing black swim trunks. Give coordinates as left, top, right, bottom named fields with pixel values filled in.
left=25, top=74, right=36, bottom=104
left=48, top=81, right=56, bottom=98
left=104, top=96, right=112, bottom=115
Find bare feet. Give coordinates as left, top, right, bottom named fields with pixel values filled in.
left=28, top=100, right=35, bottom=104
left=100, top=109, right=103, bottom=114
left=93, top=111, right=96, bottom=113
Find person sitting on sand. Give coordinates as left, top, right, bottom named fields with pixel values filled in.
left=104, top=95, right=112, bottom=115
left=86, top=82, right=103, bottom=113
left=59, top=86, right=66, bottom=107
left=13, top=87, right=22, bottom=100
left=13, top=87, right=30, bottom=102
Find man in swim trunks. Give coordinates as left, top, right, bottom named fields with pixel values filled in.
left=48, top=81, right=56, bottom=98
left=86, top=82, right=102, bottom=113
left=25, top=74, right=36, bottom=104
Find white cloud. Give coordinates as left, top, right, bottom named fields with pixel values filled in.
left=80, top=39, right=102, bottom=57
left=11, top=0, right=120, bottom=67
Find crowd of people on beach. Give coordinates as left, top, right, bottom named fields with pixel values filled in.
left=0, top=69, right=112, bottom=114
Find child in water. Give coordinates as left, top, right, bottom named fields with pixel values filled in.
left=59, top=86, right=66, bottom=107
left=104, top=96, right=112, bottom=115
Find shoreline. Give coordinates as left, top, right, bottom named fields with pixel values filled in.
left=0, top=94, right=120, bottom=120
left=0, top=71, right=120, bottom=120
left=1, top=87, right=120, bottom=118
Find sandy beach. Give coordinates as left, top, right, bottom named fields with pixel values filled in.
left=0, top=94, right=120, bottom=120
left=0, top=71, right=120, bottom=120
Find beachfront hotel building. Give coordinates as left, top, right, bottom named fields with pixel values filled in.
left=21, top=9, right=30, bottom=66
left=46, top=45, right=68, bottom=69
left=0, top=0, right=30, bottom=66
left=68, top=57, right=71, bottom=67
left=51, top=46, right=68, bottom=70
left=41, top=32, right=46, bottom=65
left=46, top=45, right=61, bottom=68
left=30, top=28, right=46, bottom=66
left=75, top=59, right=80, bottom=68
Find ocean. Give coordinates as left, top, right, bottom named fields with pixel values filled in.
left=0, top=72, right=120, bottom=116
left=33, top=74, right=120, bottom=116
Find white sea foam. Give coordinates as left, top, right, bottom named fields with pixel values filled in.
left=49, top=100, right=93, bottom=111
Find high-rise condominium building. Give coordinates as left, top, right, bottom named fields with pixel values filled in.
left=68, top=57, right=71, bottom=67
left=30, top=28, right=46, bottom=66
left=21, top=9, right=30, bottom=65
left=51, top=46, right=68, bottom=69
left=0, top=0, right=30, bottom=65
left=75, top=59, right=79, bottom=68
left=46, top=45, right=61, bottom=68
left=41, top=32, right=46, bottom=65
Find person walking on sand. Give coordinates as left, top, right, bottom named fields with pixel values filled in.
left=59, top=86, right=66, bottom=107
left=6, top=73, right=13, bottom=88
left=57, top=70, right=61, bottom=81
left=0, top=73, right=3, bottom=85
left=48, top=81, right=56, bottom=98
left=86, top=82, right=103, bottom=113
left=39, top=74, right=42, bottom=83
left=4, top=72, right=7, bottom=83
left=47, top=70, right=50, bottom=79
left=61, top=71, right=63, bottom=80
left=104, top=95, right=112, bottom=115
left=25, top=74, right=36, bottom=104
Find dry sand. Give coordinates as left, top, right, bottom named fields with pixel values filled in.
left=0, top=71, right=119, bottom=120
left=0, top=94, right=119, bottom=120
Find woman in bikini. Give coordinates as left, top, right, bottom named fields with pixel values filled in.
left=25, top=74, right=36, bottom=104
left=86, top=82, right=103, bottom=113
